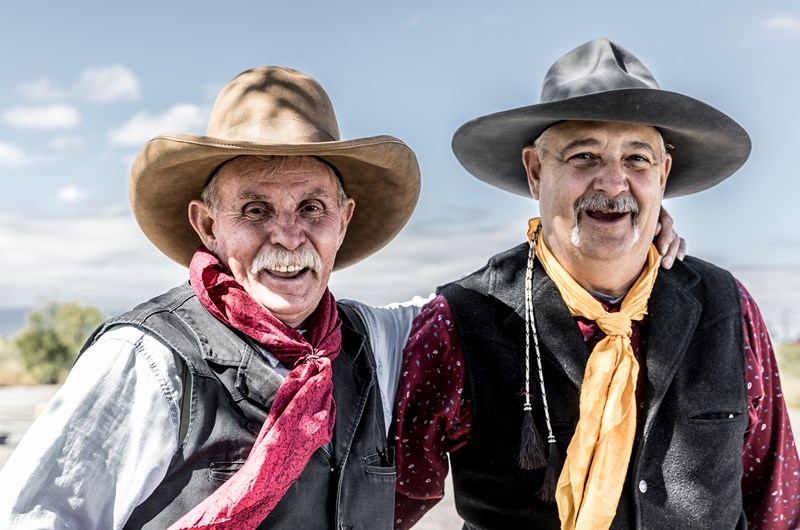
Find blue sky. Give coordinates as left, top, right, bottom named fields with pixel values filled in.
left=1, top=1, right=799, bottom=336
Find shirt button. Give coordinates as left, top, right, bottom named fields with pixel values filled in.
left=638, top=480, right=648, bottom=493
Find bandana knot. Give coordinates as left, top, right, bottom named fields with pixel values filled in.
left=595, top=313, right=633, bottom=337
left=297, top=353, right=323, bottom=367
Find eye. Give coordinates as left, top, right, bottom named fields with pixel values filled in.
left=567, top=152, right=600, bottom=167
left=243, top=202, right=271, bottom=219
left=299, top=200, right=325, bottom=215
left=625, top=154, right=653, bottom=170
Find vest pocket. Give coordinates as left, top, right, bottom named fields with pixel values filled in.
left=208, top=460, right=245, bottom=482
left=362, top=452, right=396, bottom=476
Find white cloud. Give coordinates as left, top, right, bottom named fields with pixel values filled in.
left=0, top=141, right=31, bottom=168
left=49, top=134, right=86, bottom=150
left=765, top=15, right=800, bottom=34
left=76, top=65, right=140, bottom=103
left=57, top=185, right=87, bottom=202
left=18, top=78, right=65, bottom=101
left=109, top=104, right=206, bottom=146
left=16, top=65, right=140, bottom=104
left=4, top=104, right=80, bottom=129
left=0, top=211, right=186, bottom=311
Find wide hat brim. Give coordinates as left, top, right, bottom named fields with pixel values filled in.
left=130, top=133, right=420, bottom=270
left=452, top=88, right=752, bottom=199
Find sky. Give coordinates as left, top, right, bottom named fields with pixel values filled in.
left=1, top=1, right=799, bottom=337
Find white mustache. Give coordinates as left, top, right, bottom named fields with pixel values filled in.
left=250, top=247, right=322, bottom=275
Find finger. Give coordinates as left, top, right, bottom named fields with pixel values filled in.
left=656, top=207, right=675, bottom=254
left=658, top=206, right=674, bottom=234
left=660, top=232, right=683, bottom=269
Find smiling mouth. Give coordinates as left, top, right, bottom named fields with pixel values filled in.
left=263, top=266, right=311, bottom=280
left=584, top=210, right=630, bottom=222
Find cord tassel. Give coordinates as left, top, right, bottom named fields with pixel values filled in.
left=518, top=402, right=547, bottom=469
left=538, top=436, right=563, bottom=502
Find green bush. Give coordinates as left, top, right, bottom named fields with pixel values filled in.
left=14, top=301, right=106, bottom=384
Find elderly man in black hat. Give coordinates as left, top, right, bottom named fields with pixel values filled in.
left=393, top=39, right=800, bottom=529
left=0, top=66, right=423, bottom=529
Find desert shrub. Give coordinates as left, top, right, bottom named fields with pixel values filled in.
left=14, top=302, right=105, bottom=384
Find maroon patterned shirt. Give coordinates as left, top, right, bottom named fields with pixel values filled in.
left=394, top=281, right=800, bottom=529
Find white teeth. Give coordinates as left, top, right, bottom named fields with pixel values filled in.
left=270, top=265, right=302, bottom=273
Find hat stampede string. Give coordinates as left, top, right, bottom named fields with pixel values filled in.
left=519, top=219, right=562, bottom=501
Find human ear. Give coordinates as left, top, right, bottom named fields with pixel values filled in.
left=660, top=153, right=672, bottom=193
left=188, top=200, right=217, bottom=252
left=337, top=198, right=356, bottom=248
left=522, top=146, right=542, bottom=200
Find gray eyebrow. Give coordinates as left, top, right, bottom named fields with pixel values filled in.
left=236, top=187, right=335, bottom=203
left=558, top=138, right=658, bottom=158
left=624, top=141, right=657, bottom=157
left=558, top=138, right=601, bottom=158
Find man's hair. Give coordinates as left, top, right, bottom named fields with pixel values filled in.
left=200, top=155, right=349, bottom=211
left=531, top=125, right=669, bottom=161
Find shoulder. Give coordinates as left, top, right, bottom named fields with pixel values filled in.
left=84, top=283, right=221, bottom=370
left=661, top=255, right=739, bottom=301
left=440, top=242, right=528, bottom=296
left=82, top=324, right=184, bottom=402
left=663, top=255, right=735, bottom=286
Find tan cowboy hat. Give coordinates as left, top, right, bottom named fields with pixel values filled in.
left=129, top=66, right=420, bottom=269
left=452, top=38, right=751, bottom=198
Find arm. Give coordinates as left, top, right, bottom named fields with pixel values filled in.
left=0, top=326, right=183, bottom=530
left=393, top=295, right=472, bottom=529
left=339, top=296, right=430, bottom=435
left=737, top=281, right=800, bottom=529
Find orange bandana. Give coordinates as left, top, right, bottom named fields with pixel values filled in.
left=527, top=218, right=659, bottom=530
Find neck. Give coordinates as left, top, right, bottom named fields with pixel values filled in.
left=544, top=234, right=651, bottom=298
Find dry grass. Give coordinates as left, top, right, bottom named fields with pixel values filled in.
left=0, top=337, right=37, bottom=386
left=776, top=343, right=800, bottom=408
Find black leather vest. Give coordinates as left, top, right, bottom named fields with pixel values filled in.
left=82, top=283, right=394, bottom=529
left=440, top=244, right=748, bottom=529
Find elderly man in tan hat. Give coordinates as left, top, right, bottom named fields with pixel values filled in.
left=0, top=66, right=422, bottom=529
left=393, top=39, right=800, bottom=529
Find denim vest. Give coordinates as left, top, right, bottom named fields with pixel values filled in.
left=84, top=283, right=395, bottom=529
left=440, top=245, right=748, bottom=529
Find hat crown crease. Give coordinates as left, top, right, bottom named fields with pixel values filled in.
left=207, top=66, right=341, bottom=145
left=541, top=38, right=660, bottom=103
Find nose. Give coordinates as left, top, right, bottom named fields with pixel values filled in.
left=268, top=213, right=305, bottom=250
left=592, top=160, right=629, bottom=196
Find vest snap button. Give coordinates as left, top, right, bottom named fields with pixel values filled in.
left=638, top=479, right=648, bottom=493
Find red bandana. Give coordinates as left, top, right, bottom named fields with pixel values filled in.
left=169, top=247, right=342, bottom=529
